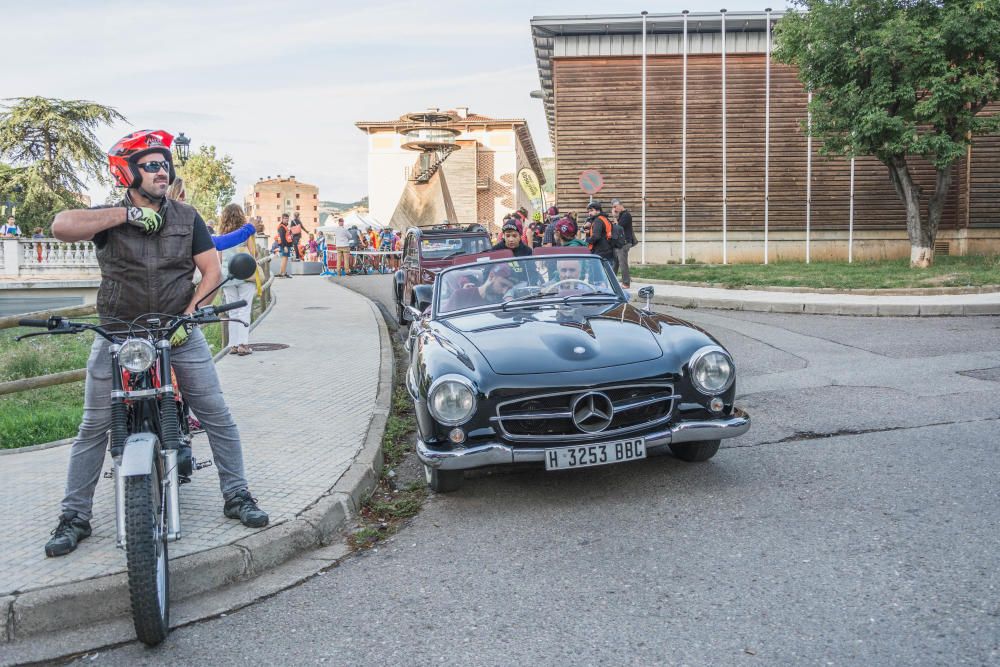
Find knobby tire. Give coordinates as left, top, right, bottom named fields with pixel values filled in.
left=125, top=469, right=170, bottom=645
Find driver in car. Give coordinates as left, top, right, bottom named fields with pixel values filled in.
left=554, top=258, right=583, bottom=282
left=444, top=263, right=516, bottom=311
left=544, top=258, right=586, bottom=290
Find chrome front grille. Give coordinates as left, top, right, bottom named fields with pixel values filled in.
left=493, top=383, right=679, bottom=442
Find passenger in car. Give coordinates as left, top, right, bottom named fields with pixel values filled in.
left=443, top=263, right=517, bottom=311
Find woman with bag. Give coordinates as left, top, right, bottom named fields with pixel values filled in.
left=217, top=204, right=259, bottom=356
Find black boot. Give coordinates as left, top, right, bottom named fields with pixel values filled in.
left=224, top=490, right=269, bottom=528
left=44, top=511, right=92, bottom=557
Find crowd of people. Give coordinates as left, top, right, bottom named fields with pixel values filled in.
left=326, top=217, right=401, bottom=276
left=265, top=215, right=401, bottom=277
left=493, top=198, right=638, bottom=287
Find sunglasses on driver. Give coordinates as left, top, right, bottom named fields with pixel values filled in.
left=136, top=160, right=171, bottom=174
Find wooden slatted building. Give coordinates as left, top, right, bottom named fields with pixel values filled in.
left=531, top=11, right=1000, bottom=263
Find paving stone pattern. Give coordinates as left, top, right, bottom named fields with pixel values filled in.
left=0, top=277, right=380, bottom=596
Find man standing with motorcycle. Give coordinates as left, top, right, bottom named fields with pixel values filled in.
left=44, top=129, right=268, bottom=557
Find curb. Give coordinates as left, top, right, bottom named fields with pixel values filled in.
left=2, top=285, right=394, bottom=645
left=647, top=293, right=1000, bottom=317
left=637, top=276, right=1000, bottom=297
left=0, top=437, right=73, bottom=457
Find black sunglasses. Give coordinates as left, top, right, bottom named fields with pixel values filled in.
left=137, top=160, right=171, bottom=174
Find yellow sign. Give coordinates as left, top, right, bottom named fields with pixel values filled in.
left=517, top=168, right=542, bottom=201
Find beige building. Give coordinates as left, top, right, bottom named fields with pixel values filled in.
left=355, top=108, right=545, bottom=234
left=243, top=175, right=319, bottom=240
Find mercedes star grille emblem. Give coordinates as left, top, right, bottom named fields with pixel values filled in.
left=571, top=391, right=614, bottom=433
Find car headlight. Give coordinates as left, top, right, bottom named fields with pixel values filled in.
left=427, top=375, right=477, bottom=426
left=689, top=346, right=734, bottom=395
left=118, top=338, right=156, bottom=373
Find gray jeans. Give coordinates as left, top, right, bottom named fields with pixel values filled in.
left=62, top=328, right=249, bottom=520
left=615, top=244, right=633, bottom=285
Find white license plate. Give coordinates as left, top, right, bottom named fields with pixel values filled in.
left=544, top=438, right=646, bottom=471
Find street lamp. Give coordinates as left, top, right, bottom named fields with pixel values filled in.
left=3, top=184, right=24, bottom=218
left=174, top=132, right=191, bottom=165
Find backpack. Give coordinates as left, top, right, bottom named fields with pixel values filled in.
left=610, top=221, right=627, bottom=249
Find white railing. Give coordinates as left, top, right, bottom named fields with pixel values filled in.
left=2, top=239, right=100, bottom=277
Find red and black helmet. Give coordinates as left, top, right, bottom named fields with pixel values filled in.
left=108, top=130, right=175, bottom=188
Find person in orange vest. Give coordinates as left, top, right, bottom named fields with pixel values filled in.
left=585, top=201, right=614, bottom=265
left=289, top=212, right=307, bottom=260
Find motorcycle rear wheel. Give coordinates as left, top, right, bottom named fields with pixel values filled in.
left=125, top=465, right=170, bottom=645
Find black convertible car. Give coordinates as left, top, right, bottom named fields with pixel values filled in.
left=404, top=250, right=750, bottom=492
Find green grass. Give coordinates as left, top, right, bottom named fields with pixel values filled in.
left=630, top=254, right=1000, bottom=290
left=348, top=338, right=426, bottom=552
left=0, top=291, right=266, bottom=448
left=0, top=382, right=84, bottom=449
left=0, top=327, right=95, bottom=382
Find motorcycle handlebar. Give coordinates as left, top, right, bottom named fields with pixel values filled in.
left=16, top=305, right=240, bottom=343
left=212, top=300, right=246, bottom=314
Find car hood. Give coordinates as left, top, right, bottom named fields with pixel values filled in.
left=443, top=303, right=663, bottom=375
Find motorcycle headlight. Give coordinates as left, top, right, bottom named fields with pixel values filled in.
left=689, top=346, right=734, bottom=395
left=118, top=338, right=156, bottom=373
left=428, top=375, right=477, bottom=426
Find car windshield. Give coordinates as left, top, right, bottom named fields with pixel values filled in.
left=436, top=255, right=620, bottom=315
left=420, top=236, right=491, bottom=259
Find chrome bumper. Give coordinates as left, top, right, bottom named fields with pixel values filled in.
left=418, top=408, right=751, bottom=471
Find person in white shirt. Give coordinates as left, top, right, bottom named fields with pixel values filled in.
left=2, top=216, right=21, bottom=237
left=333, top=218, right=352, bottom=276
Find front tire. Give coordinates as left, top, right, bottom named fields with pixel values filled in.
left=424, top=464, right=464, bottom=493
left=669, top=439, right=721, bottom=462
left=125, top=468, right=170, bottom=646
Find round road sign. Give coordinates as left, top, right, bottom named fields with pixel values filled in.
left=579, top=169, right=604, bottom=195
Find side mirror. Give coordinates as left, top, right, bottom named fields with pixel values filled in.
left=413, top=285, right=433, bottom=314
left=638, top=286, right=654, bottom=310
left=228, top=253, right=258, bottom=281
left=197, top=252, right=258, bottom=308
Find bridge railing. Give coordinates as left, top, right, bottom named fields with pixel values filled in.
left=1, top=239, right=100, bottom=277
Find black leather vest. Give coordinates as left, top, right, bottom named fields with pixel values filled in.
left=95, top=198, right=196, bottom=329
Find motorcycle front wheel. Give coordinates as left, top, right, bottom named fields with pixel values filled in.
left=124, top=463, right=170, bottom=645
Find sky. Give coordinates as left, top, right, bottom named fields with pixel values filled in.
left=3, top=0, right=789, bottom=208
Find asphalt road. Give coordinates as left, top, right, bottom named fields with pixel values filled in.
left=86, top=275, right=1000, bottom=666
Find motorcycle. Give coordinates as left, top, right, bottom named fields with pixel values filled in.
left=17, top=253, right=258, bottom=646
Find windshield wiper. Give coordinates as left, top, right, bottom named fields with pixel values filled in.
left=500, top=292, right=550, bottom=309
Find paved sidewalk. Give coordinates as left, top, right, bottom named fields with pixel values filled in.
left=0, top=276, right=389, bottom=641
left=634, top=280, right=1000, bottom=316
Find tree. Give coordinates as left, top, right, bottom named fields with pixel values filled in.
left=3, top=166, right=81, bottom=233
left=176, top=145, right=236, bottom=222
left=774, top=0, right=1000, bottom=267
left=0, top=97, right=126, bottom=232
